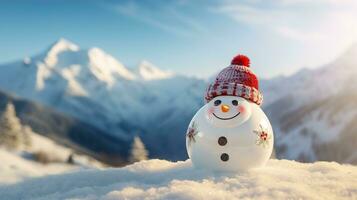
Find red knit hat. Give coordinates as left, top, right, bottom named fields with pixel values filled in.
left=205, top=55, right=263, bottom=105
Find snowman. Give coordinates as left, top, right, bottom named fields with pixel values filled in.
left=186, top=55, right=273, bottom=172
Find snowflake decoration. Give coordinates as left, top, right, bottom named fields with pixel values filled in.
left=186, top=121, right=199, bottom=145
left=253, top=124, right=271, bottom=148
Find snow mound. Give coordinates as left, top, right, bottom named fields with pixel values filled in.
left=1, top=159, right=356, bottom=200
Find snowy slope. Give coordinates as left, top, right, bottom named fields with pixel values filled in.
left=0, top=128, right=104, bottom=185
left=260, top=45, right=357, bottom=164
left=25, top=128, right=104, bottom=168
left=0, top=148, right=76, bottom=185
left=1, top=159, right=356, bottom=200
left=134, top=60, right=173, bottom=80
left=0, top=38, right=141, bottom=131
left=0, top=89, right=130, bottom=165
left=261, top=44, right=357, bottom=107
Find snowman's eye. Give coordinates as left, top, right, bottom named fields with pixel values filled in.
left=214, top=100, right=221, bottom=106
left=232, top=100, right=238, bottom=106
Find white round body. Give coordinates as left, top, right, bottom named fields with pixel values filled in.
left=186, top=96, right=273, bottom=172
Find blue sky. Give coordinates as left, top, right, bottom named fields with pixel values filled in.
left=0, top=0, right=356, bottom=78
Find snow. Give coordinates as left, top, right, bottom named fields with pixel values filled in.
left=61, top=65, right=88, bottom=96
left=0, top=129, right=103, bottom=185
left=44, top=38, right=79, bottom=67
left=136, top=60, right=173, bottom=80
left=261, top=44, right=357, bottom=107
left=23, top=57, right=31, bottom=65
left=0, top=159, right=356, bottom=200
left=26, top=128, right=103, bottom=168
left=88, top=47, right=136, bottom=87
left=36, top=62, right=52, bottom=91
left=0, top=148, right=76, bottom=185
left=260, top=44, right=357, bottom=163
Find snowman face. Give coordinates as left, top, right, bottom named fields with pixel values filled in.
left=205, top=96, right=252, bottom=127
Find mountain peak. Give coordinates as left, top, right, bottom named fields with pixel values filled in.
left=49, top=38, right=79, bottom=52
left=44, top=38, right=79, bottom=67
left=136, top=60, right=173, bottom=80
left=87, top=47, right=136, bottom=85
left=324, top=43, right=357, bottom=72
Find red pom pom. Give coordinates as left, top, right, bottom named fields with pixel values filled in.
left=231, top=54, right=250, bottom=67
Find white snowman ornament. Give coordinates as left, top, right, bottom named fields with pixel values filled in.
left=186, top=55, right=273, bottom=172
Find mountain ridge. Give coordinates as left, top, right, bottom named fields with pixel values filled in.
left=261, top=44, right=357, bottom=164
left=0, top=38, right=205, bottom=160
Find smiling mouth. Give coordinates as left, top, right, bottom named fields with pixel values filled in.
left=213, top=112, right=241, bottom=120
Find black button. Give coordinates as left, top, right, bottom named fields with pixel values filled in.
left=218, top=136, right=227, bottom=146
left=220, top=153, right=229, bottom=162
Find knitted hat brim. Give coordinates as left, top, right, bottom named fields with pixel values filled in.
left=205, top=82, right=263, bottom=105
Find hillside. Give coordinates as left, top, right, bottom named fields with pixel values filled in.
left=261, top=45, right=357, bottom=164
left=0, top=148, right=76, bottom=185
left=0, top=90, right=130, bottom=165
left=0, top=159, right=356, bottom=199
left=0, top=118, right=104, bottom=185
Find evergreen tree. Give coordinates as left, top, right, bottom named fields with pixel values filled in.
left=0, top=102, right=23, bottom=149
left=129, top=136, right=148, bottom=163
left=21, top=125, right=33, bottom=148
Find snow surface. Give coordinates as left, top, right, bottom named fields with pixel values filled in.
left=0, top=148, right=76, bottom=185
left=1, top=159, right=356, bottom=200
left=26, top=128, right=104, bottom=168
left=0, top=129, right=103, bottom=185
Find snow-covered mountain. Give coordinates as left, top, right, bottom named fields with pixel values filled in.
left=0, top=38, right=205, bottom=160
left=261, top=45, right=357, bottom=164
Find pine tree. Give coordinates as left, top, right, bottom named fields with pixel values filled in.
left=129, top=136, right=148, bottom=163
left=21, top=125, right=33, bottom=148
left=0, top=102, right=23, bottom=149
